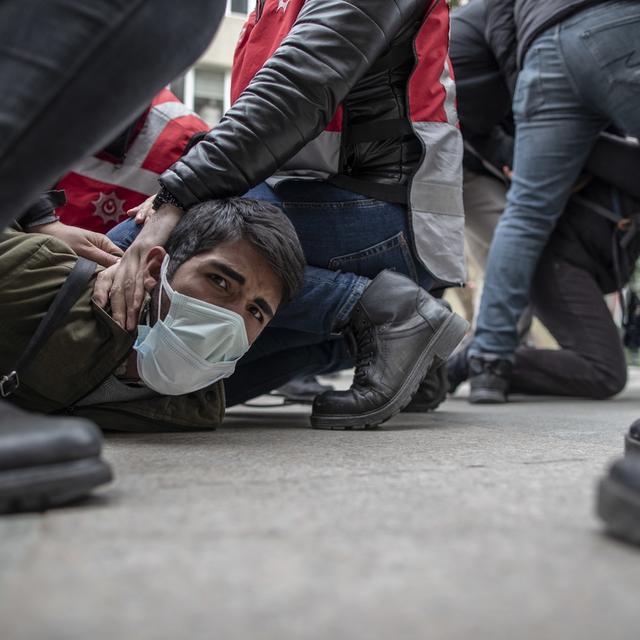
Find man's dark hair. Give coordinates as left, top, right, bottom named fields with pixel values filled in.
left=164, top=198, right=305, bottom=304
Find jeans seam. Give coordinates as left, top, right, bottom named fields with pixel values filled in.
left=328, top=232, right=404, bottom=269
left=557, top=23, right=593, bottom=111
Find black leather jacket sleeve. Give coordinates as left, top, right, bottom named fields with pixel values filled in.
left=484, top=0, right=518, bottom=94
left=160, top=0, right=426, bottom=208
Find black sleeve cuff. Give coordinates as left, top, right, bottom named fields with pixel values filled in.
left=18, top=190, right=65, bottom=228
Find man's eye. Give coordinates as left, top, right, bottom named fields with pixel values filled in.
left=249, top=306, right=264, bottom=323
left=210, top=274, right=228, bottom=290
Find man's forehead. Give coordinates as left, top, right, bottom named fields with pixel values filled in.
left=192, top=238, right=258, bottom=267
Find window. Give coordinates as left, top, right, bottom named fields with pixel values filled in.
left=227, top=0, right=255, bottom=16
left=169, top=68, right=229, bottom=127
left=194, top=68, right=227, bottom=127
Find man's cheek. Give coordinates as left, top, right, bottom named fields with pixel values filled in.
left=248, top=322, right=268, bottom=345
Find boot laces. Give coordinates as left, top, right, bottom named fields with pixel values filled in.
left=352, top=317, right=375, bottom=388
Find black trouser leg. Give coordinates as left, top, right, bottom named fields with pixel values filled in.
left=510, top=253, right=627, bottom=399
left=0, top=0, right=225, bottom=226
left=224, top=332, right=353, bottom=407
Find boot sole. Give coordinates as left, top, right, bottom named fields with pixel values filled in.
left=310, top=313, right=469, bottom=430
left=0, top=457, right=112, bottom=514
left=468, top=388, right=507, bottom=404
left=625, top=434, right=640, bottom=457
left=597, top=475, right=640, bottom=546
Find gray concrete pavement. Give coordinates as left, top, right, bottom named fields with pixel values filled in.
left=2, top=372, right=640, bottom=640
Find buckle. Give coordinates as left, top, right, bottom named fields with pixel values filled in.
left=0, top=371, right=19, bottom=398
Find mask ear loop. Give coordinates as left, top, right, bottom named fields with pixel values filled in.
left=157, top=254, right=174, bottom=321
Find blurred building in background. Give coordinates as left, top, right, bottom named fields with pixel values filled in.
left=170, top=0, right=255, bottom=127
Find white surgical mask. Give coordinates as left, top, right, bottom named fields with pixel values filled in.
left=134, top=255, right=250, bottom=395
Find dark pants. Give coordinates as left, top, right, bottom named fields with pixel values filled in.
left=511, top=252, right=627, bottom=399
left=0, top=0, right=225, bottom=226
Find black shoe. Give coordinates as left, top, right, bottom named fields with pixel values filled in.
left=597, top=456, right=640, bottom=546
left=273, top=375, right=335, bottom=404
left=0, top=402, right=112, bottom=514
left=446, top=344, right=470, bottom=395
left=625, top=419, right=640, bottom=456
left=310, top=270, right=469, bottom=429
left=468, top=356, right=512, bottom=404
left=402, top=363, right=448, bottom=413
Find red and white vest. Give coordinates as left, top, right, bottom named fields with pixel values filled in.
left=232, top=0, right=465, bottom=285
left=55, top=89, right=208, bottom=234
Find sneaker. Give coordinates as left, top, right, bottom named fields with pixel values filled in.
left=468, top=356, right=512, bottom=404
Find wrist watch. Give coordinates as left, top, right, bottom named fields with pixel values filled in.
left=153, top=186, right=183, bottom=211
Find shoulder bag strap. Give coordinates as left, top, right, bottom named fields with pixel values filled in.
left=1, top=257, right=97, bottom=398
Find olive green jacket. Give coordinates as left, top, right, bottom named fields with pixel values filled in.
left=0, top=227, right=224, bottom=431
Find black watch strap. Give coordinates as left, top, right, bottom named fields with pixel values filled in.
left=153, top=186, right=183, bottom=211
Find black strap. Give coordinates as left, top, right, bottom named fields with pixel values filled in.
left=570, top=194, right=624, bottom=225
left=369, top=42, right=415, bottom=75
left=463, top=141, right=510, bottom=185
left=344, top=119, right=415, bottom=146
left=0, top=257, right=96, bottom=398
left=328, top=174, right=407, bottom=204
left=571, top=193, right=640, bottom=246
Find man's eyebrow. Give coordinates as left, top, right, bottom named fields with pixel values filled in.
left=254, top=297, right=275, bottom=319
left=206, top=259, right=275, bottom=318
left=208, top=260, right=246, bottom=285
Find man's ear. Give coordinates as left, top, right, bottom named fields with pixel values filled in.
left=142, top=246, right=167, bottom=293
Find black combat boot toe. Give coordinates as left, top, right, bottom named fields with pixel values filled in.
left=597, top=456, right=640, bottom=546
left=0, top=402, right=112, bottom=514
left=625, top=419, right=640, bottom=456
left=310, top=270, right=468, bottom=429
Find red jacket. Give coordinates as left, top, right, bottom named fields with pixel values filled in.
left=161, top=0, right=465, bottom=285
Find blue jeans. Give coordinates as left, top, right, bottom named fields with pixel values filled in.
left=109, top=180, right=432, bottom=403
left=471, top=1, right=640, bottom=360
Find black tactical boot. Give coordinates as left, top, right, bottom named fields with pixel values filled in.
left=0, top=402, right=112, bottom=514
left=446, top=344, right=470, bottom=395
left=625, top=419, right=640, bottom=456
left=597, top=456, right=640, bottom=546
left=468, top=356, right=512, bottom=404
left=310, top=271, right=468, bottom=429
left=404, top=302, right=463, bottom=413
left=402, top=363, right=448, bottom=413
